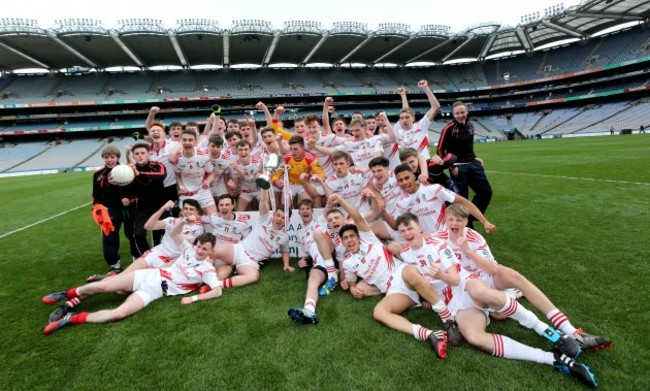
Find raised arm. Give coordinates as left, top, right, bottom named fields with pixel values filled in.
left=378, top=112, right=396, bottom=143
left=456, top=236, right=498, bottom=275
left=453, top=194, right=496, bottom=234
left=258, top=187, right=271, bottom=215
left=396, top=87, right=409, bottom=109
left=322, top=97, right=334, bottom=135
left=256, top=101, right=274, bottom=127
left=169, top=216, right=190, bottom=246
left=145, top=106, right=159, bottom=132
left=327, top=193, right=370, bottom=232
left=144, top=200, right=176, bottom=231
left=419, top=80, right=441, bottom=121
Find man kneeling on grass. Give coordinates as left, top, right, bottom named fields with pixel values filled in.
left=42, top=220, right=222, bottom=335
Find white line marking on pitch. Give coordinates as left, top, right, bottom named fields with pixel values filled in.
left=0, top=201, right=92, bottom=239
left=488, top=170, right=650, bottom=186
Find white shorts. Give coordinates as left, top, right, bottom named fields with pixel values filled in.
left=447, top=272, right=492, bottom=322
left=239, top=188, right=259, bottom=202
left=180, top=189, right=215, bottom=209
left=143, top=247, right=179, bottom=268
left=132, top=269, right=165, bottom=306
left=385, top=263, right=421, bottom=306
left=232, top=244, right=260, bottom=270
left=210, top=180, right=228, bottom=198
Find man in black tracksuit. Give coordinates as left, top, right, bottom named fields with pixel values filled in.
left=437, top=101, right=493, bottom=228
left=129, top=142, right=167, bottom=255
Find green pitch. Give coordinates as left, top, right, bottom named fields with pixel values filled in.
left=1, top=135, right=648, bottom=390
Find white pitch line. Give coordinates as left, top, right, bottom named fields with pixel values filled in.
left=488, top=170, right=650, bottom=186
left=0, top=201, right=92, bottom=239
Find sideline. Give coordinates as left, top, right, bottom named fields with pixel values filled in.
left=488, top=170, right=650, bottom=186
left=0, top=201, right=92, bottom=240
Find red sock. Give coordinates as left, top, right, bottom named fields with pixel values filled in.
left=65, top=288, right=80, bottom=299
left=70, top=312, right=88, bottom=325
left=222, top=278, right=234, bottom=289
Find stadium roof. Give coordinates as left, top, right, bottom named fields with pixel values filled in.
left=0, top=0, right=648, bottom=71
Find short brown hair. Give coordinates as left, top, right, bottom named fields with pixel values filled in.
left=101, top=145, right=121, bottom=159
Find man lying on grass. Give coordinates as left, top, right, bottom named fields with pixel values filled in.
left=42, top=219, right=222, bottom=335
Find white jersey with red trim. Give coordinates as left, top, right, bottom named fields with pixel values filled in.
left=335, top=137, right=383, bottom=169
left=229, top=156, right=261, bottom=194
left=434, top=228, right=497, bottom=279
left=296, top=218, right=323, bottom=259
left=151, top=216, right=204, bottom=257
left=374, top=132, right=401, bottom=170
left=252, top=139, right=272, bottom=158
left=371, top=171, right=401, bottom=216
left=342, top=230, right=399, bottom=293
left=209, top=150, right=234, bottom=193
left=393, top=116, right=431, bottom=160
left=395, top=183, right=456, bottom=234
left=158, top=241, right=219, bottom=295
left=325, top=172, right=370, bottom=211
left=209, top=212, right=253, bottom=244
left=400, top=237, right=458, bottom=301
left=173, top=149, right=214, bottom=193
left=313, top=134, right=346, bottom=177
left=149, top=140, right=179, bottom=188
left=237, top=212, right=289, bottom=261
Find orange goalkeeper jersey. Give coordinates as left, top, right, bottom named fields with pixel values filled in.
left=272, top=152, right=325, bottom=185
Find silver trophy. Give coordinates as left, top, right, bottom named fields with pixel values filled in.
left=256, top=153, right=282, bottom=190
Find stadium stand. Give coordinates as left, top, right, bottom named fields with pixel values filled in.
left=9, top=138, right=105, bottom=172
left=0, top=141, right=51, bottom=172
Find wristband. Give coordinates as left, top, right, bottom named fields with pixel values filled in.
left=192, top=295, right=198, bottom=302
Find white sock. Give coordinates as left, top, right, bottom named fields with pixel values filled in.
left=412, top=324, right=432, bottom=341
left=499, top=296, right=548, bottom=335
left=547, top=308, right=577, bottom=335
left=492, top=334, right=554, bottom=365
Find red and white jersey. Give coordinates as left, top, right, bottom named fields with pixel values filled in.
left=148, top=216, right=205, bottom=260
left=370, top=171, right=401, bottom=216
left=252, top=139, right=272, bottom=157
left=209, top=212, right=253, bottom=244
left=342, top=230, right=400, bottom=293
left=335, top=137, right=383, bottom=169
left=149, top=140, right=179, bottom=188
left=209, top=150, right=234, bottom=190
left=173, top=150, right=214, bottom=193
left=313, top=134, right=346, bottom=177
left=400, top=237, right=458, bottom=300
left=325, top=172, right=371, bottom=211
left=373, top=133, right=401, bottom=171
left=296, top=218, right=323, bottom=259
left=393, top=116, right=431, bottom=160
left=159, top=241, right=219, bottom=295
left=395, top=183, right=456, bottom=234
left=229, top=156, right=261, bottom=193
left=237, top=212, right=289, bottom=261
left=434, top=228, right=496, bottom=278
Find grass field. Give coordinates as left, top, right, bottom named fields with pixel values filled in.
left=1, top=135, right=649, bottom=390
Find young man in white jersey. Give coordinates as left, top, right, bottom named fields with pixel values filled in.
left=173, top=129, right=216, bottom=215
left=288, top=200, right=340, bottom=325
left=313, top=151, right=371, bottom=212
left=375, top=111, right=401, bottom=170
left=303, top=111, right=346, bottom=177
left=84, top=198, right=205, bottom=285
left=372, top=213, right=461, bottom=357
left=142, top=121, right=179, bottom=206
left=308, top=118, right=383, bottom=171
left=387, top=165, right=495, bottom=236
left=439, top=205, right=599, bottom=388
left=207, top=134, right=233, bottom=202
left=208, top=188, right=291, bottom=292
left=228, top=140, right=262, bottom=211
left=366, top=157, right=404, bottom=243
left=42, top=221, right=223, bottom=335
left=393, top=80, right=440, bottom=160
left=440, top=204, right=611, bottom=352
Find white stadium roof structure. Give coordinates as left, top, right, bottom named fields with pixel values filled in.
left=0, top=0, right=648, bottom=72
